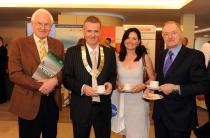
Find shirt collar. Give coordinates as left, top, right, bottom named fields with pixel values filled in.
left=86, top=42, right=99, bottom=54
left=167, top=44, right=182, bottom=57
left=33, top=34, right=47, bottom=44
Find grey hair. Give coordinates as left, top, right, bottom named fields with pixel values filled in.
left=162, top=21, right=182, bottom=32
left=31, top=9, right=54, bottom=24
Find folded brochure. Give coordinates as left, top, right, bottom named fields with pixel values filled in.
left=32, top=51, right=63, bottom=80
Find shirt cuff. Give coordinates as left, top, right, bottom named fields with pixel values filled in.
left=81, top=84, right=85, bottom=96
left=173, top=84, right=181, bottom=95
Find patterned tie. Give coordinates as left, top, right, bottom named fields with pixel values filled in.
left=163, top=51, right=173, bottom=76
left=91, top=50, right=100, bottom=102
left=39, top=40, right=47, bottom=60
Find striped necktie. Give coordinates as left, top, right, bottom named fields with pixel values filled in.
left=39, top=40, right=47, bottom=60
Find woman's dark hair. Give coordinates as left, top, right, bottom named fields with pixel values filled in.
left=119, top=28, right=147, bottom=61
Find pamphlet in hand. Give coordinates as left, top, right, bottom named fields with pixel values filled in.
left=32, top=51, right=63, bottom=80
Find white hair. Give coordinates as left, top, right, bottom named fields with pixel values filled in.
left=31, top=9, right=54, bottom=24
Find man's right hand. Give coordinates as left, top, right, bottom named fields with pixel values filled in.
left=38, top=77, right=58, bottom=95
left=83, top=84, right=99, bottom=96
left=143, top=88, right=154, bottom=96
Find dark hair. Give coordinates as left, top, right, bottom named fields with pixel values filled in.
left=119, top=28, right=147, bottom=61
left=106, top=37, right=111, bottom=42
left=84, top=16, right=101, bottom=26
left=76, top=38, right=85, bottom=46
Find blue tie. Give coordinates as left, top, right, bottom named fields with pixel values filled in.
left=163, top=51, right=173, bottom=76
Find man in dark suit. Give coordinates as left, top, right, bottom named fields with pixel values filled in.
left=102, top=37, right=116, bottom=52
left=63, top=16, right=117, bottom=138
left=151, top=21, right=209, bottom=138
left=194, top=42, right=210, bottom=138
left=0, top=36, right=8, bottom=103
left=8, top=9, right=64, bottom=138
left=200, top=41, right=210, bottom=119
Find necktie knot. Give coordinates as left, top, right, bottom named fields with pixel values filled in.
left=91, top=50, right=96, bottom=57
left=168, top=51, right=173, bottom=58
left=39, top=40, right=45, bottom=45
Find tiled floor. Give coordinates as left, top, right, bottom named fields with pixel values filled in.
left=0, top=101, right=208, bottom=138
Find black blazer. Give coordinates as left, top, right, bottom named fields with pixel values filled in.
left=154, top=46, right=209, bottom=131
left=0, top=45, right=8, bottom=73
left=63, top=45, right=117, bottom=124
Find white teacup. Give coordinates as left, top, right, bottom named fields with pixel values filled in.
left=149, top=81, right=159, bottom=88
left=124, top=83, right=132, bottom=91
left=97, top=85, right=105, bottom=94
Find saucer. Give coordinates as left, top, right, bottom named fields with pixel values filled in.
left=143, top=93, right=163, bottom=100
left=123, top=90, right=132, bottom=93
left=96, top=91, right=106, bottom=95
left=123, top=87, right=133, bottom=93
left=146, top=85, right=159, bottom=90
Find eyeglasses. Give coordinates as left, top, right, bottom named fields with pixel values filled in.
left=35, top=22, right=51, bottom=29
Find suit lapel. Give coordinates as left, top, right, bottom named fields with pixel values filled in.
left=47, top=37, right=57, bottom=55
left=85, top=44, right=93, bottom=68
left=160, top=50, right=168, bottom=80
left=47, top=37, right=53, bottom=53
left=27, top=35, right=41, bottom=65
left=97, top=45, right=102, bottom=68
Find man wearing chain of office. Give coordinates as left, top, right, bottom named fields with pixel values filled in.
left=63, top=16, right=117, bottom=138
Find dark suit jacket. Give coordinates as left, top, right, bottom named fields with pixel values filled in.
left=63, top=45, right=117, bottom=124
left=0, top=45, right=8, bottom=73
left=205, top=61, right=210, bottom=116
left=154, top=46, right=209, bottom=131
left=8, top=35, right=64, bottom=120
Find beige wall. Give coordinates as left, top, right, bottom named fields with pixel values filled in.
left=180, top=14, right=195, bottom=48
left=58, top=14, right=123, bottom=26
left=0, top=20, right=26, bottom=48
left=0, top=14, right=123, bottom=48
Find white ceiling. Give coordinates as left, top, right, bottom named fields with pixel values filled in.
left=0, top=0, right=192, bottom=9
left=0, top=0, right=209, bottom=37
